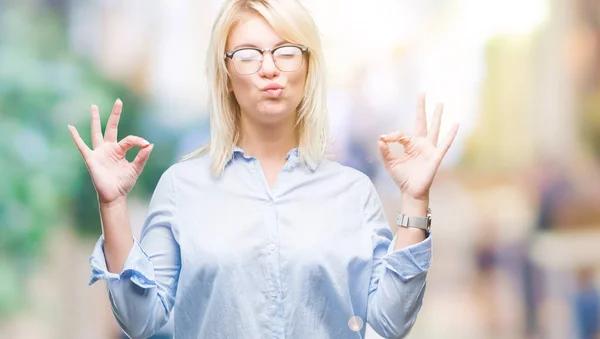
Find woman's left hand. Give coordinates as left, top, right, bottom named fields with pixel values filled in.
left=378, top=93, right=459, bottom=200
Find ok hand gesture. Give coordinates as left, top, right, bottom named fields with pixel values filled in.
left=378, top=93, right=459, bottom=200
left=68, top=99, right=153, bottom=205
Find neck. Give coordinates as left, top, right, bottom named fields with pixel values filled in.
left=238, top=115, right=298, bottom=162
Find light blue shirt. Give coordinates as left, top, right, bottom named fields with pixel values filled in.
left=89, top=147, right=432, bottom=339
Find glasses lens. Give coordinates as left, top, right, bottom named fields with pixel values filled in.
left=273, top=46, right=303, bottom=72
left=232, top=49, right=262, bottom=75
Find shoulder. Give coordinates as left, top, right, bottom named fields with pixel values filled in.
left=174, top=151, right=211, bottom=173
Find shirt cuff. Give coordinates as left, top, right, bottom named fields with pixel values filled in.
left=88, top=235, right=157, bottom=289
left=381, top=235, right=432, bottom=282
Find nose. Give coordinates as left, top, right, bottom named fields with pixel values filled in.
left=259, top=52, right=279, bottom=79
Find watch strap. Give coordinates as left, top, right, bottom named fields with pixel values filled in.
left=396, top=208, right=432, bottom=233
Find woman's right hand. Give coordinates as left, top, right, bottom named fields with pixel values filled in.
left=68, top=99, right=154, bottom=205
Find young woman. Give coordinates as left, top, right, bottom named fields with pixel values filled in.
left=68, top=0, right=458, bottom=338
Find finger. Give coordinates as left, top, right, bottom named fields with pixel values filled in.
left=90, top=104, right=103, bottom=149
left=414, top=92, right=428, bottom=137
left=104, top=98, right=123, bottom=143
left=380, top=131, right=411, bottom=147
left=438, top=122, right=460, bottom=157
left=428, top=103, right=444, bottom=146
left=118, top=135, right=151, bottom=153
left=68, top=125, right=91, bottom=158
left=377, top=139, right=394, bottom=163
left=132, top=144, right=154, bottom=174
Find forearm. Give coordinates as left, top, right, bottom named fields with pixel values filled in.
left=367, top=271, right=427, bottom=339
left=99, top=196, right=134, bottom=273
left=90, top=190, right=179, bottom=338
left=394, top=194, right=428, bottom=251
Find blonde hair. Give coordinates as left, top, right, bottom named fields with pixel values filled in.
left=180, top=0, right=329, bottom=176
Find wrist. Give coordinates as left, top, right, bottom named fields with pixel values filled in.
left=401, top=193, right=429, bottom=217
left=99, top=195, right=128, bottom=210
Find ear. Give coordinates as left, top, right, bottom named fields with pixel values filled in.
left=227, top=78, right=233, bottom=93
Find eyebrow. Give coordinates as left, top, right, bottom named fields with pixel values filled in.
left=231, top=40, right=290, bottom=50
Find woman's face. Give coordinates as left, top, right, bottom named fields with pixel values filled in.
left=226, top=13, right=308, bottom=126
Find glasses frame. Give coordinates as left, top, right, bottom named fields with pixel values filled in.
left=224, top=44, right=309, bottom=75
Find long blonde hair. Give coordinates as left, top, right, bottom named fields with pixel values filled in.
left=180, top=0, right=329, bottom=176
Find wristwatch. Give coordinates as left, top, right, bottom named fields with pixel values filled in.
left=396, top=208, right=432, bottom=234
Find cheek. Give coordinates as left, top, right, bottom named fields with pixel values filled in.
left=288, top=71, right=308, bottom=100
left=230, top=77, right=255, bottom=98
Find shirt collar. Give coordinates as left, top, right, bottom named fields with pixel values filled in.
left=227, top=146, right=318, bottom=172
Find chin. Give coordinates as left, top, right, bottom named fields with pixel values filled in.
left=258, top=102, right=294, bottom=122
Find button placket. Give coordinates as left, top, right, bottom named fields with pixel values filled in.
left=268, top=203, right=282, bottom=305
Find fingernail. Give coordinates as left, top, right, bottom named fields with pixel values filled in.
left=380, top=135, right=387, bottom=139
left=116, top=98, right=122, bottom=103
left=142, top=139, right=150, bottom=146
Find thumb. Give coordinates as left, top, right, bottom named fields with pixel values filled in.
left=378, top=138, right=394, bottom=163
left=132, top=144, right=154, bottom=174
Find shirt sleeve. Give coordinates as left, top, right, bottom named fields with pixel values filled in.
left=362, top=176, right=432, bottom=339
left=88, top=168, right=181, bottom=339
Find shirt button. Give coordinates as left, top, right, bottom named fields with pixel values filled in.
left=270, top=243, right=276, bottom=251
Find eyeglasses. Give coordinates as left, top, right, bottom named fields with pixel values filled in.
left=224, top=44, right=309, bottom=75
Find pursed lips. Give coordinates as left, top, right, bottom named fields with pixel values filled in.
left=262, top=83, right=284, bottom=97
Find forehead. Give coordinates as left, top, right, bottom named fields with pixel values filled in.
left=226, top=13, right=285, bottom=50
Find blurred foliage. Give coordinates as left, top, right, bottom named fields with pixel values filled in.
left=0, top=3, right=178, bottom=318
